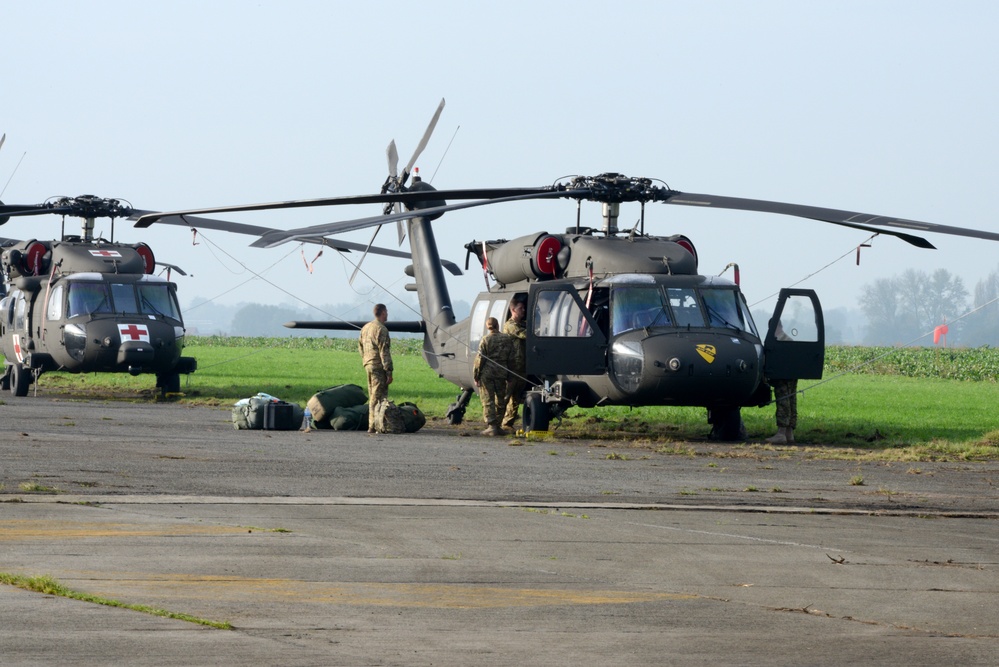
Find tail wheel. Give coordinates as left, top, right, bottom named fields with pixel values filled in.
left=522, top=392, right=550, bottom=433
left=445, top=402, right=465, bottom=425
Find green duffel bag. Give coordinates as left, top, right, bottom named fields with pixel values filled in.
left=331, top=403, right=369, bottom=431
left=307, top=383, right=367, bottom=423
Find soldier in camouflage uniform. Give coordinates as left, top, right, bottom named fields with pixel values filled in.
left=474, top=316, right=514, bottom=436
left=766, top=322, right=797, bottom=444
left=501, top=296, right=527, bottom=430
left=359, top=303, right=393, bottom=433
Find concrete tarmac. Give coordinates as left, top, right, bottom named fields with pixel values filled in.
left=1, top=398, right=997, bottom=665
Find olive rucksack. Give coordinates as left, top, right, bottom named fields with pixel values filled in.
left=397, top=401, right=426, bottom=433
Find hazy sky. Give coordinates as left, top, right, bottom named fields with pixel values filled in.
left=3, top=1, right=998, bottom=327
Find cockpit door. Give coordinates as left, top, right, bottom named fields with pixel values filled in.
left=763, top=288, right=824, bottom=380
left=526, top=283, right=607, bottom=376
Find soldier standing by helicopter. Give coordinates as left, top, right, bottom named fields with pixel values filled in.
left=502, top=295, right=527, bottom=431
left=766, top=321, right=797, bottom=444
left=359, top=303, right=393, bottom=433
left=474, top=317, right=514, bottom=436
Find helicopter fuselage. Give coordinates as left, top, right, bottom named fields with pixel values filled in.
left=0, top=238, right=196, bottom=396
left=440, top=273, right=767, bottom=409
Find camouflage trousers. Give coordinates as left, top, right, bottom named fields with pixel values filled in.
left=366, top=368, right=389, bottom=430
left=478, top=377, right=509, bottom=429
left=502, top=378, right=525, bottom=429
left=771, top=378, right=798, bottom=429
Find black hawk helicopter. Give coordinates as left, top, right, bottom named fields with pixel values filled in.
left=134, top=103, right=999, bottom=437
left=0, top=159, right=452, bottom=397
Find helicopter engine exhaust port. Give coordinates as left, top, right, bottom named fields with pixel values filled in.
left=667, top=235, right=698, bottom=270
left=133, top=242, right=156, bottom=274
left=486, top=233, right=571, bottom=285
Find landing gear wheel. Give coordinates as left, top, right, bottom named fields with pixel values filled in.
left=708, top=407, right=747, bottom=442
left=157, top=372, right=181, bottom=396
left=522, top=392, right=550, bottom=433
left=10, top=362, right=30, bottom=397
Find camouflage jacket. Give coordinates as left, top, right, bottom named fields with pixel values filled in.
left=502, top=316, right=527, bottom=373
left=358, top=319, right=393, bottom=372
left=474, top=331, right=514, bottom=383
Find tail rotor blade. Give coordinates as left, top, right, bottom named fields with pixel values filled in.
left=386, top=140, right=399, bottom=179
left=402, top=97, right=445, bottom=183
left=395, top=98, right=445, bottom=245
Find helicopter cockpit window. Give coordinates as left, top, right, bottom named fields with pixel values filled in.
left=14, top=292, right=28, bottom=331
left=611, top=286, right=670, bottom=335
left=47, top=284, right=65, bottom=321
left=66, top=282, right=112, bottom=318
left=701, top=287, right=756, bottom=335
left=666, top=287, right=705, bottom=328
left=137, top=283, right=181, bottom=320
left=110, top=283, right=140, bottom=315
left=533, top=290, right=593, bottom=338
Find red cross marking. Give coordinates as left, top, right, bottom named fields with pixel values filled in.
left=119, top=324, right=148, bottom=341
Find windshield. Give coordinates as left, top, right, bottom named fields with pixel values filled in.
left=65, top=281, right=181, bottom=320
left=66, top=282, right=112, bottom=318
left=609, top=284, right=758, bottom=335
left=701, top=287, right=757, bottom=335
left=137, top=283, right=181, bottom=319
left=611, top=286, right=670, bottom=335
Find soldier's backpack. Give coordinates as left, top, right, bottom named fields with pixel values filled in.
left=307, top=384, right=367, bottom=425
left=371, top=399, right=406, bottom=434
left=398, top=401, right=426, bottom=433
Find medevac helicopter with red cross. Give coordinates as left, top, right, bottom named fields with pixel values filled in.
left=0, top=134, right=439, bottom=396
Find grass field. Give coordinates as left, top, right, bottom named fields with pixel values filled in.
left=29, top=336, right=999, bottom=460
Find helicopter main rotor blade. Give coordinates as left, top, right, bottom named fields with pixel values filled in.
left=127, top=210, right=415, bottom=260
left=132, top=186, right=553, bottom=227
left=0, top=203, right=79, bottom=218
left=660, top=192, right=999, bottom=248
left=250, top=190, right=571, bottom=248
left=130, top=210, right=459, bottom=271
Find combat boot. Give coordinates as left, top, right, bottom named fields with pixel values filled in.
left=765, top=427, right=788, bottom=445
left=785, top=428, right=796, bottom=444
left=482, top=427, right=497, bottom=436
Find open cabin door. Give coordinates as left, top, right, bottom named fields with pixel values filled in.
left=763, top=288, right=824, bottom=380
left=526, top=283, right=607, bottom=376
